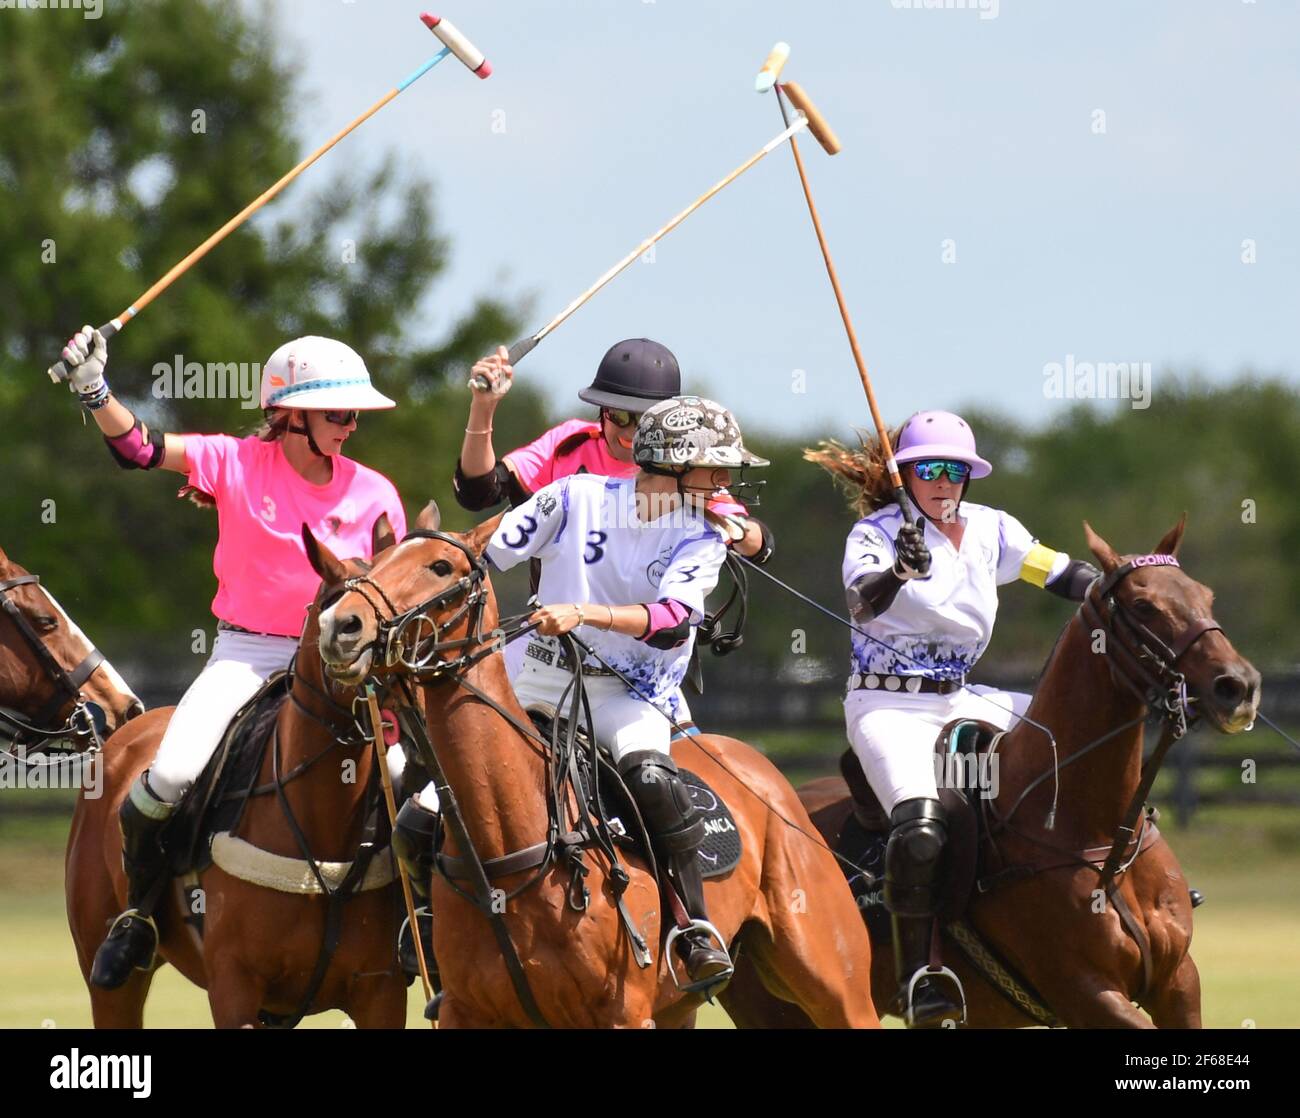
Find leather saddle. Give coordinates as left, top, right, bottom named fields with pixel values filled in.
left=523, top=710, right=742, bottom=880
left=161, top=672, right=292, bottom=878
left=835, top=718, right=1002, bottom=929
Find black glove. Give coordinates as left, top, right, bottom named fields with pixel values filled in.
left=893, top=523, right=931, bottom=580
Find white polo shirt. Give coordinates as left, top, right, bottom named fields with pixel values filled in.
left=486, top=474, right=726, bottom=709
left=841, top=496, right=1050, bottom=685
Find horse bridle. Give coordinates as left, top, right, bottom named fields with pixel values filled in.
left=0, top=574, right=108, bottom=752
left=336, top=530, right=496, bottom=680
left=1079, top=555, right=1222, bottom=739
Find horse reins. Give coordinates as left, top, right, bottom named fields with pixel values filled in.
left=0, top=574, right=108, bottom=754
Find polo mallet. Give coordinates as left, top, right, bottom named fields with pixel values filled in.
left=363, top=684, right=437, bottom=1023
left=756, top=46, right=914, bottom=525
left=48, top=11, right=491, bottom=383
left=471, top=114, right=815, bottom=386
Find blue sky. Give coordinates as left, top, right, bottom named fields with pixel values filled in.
left=262, top=0, right=1299, bottom=438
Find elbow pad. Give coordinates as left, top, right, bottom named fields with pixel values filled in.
left=641, top=600, right=692, bottom=650
left=1046, top=558, right=1101, bottom=602
left=453, top=460, right=518, bottom=511
left=104, top=417, right=165, bottom=471
left=846, top=569, right=905, bottom=622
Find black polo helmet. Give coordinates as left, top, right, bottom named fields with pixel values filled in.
left=577, top=338, right=681, bottom=412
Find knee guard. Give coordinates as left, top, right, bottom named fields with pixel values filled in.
left=617, top=749, right=704, bottom=857
left=884, top=798, right=947, bottom=919
left=392, top=797, right=439, bottom=903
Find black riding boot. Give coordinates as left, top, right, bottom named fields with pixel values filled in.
left=619, top=749, right=733, bottom=997
left=391, top=796, right=439, bottom=987
left=884, top=797, right=964, bottom=1028
left=90, top=774, right=174, bottom=990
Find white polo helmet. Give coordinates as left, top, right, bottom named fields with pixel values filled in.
left=259, top=336, right=396, bottom=411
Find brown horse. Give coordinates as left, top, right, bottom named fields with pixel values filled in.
left=65, top=519, right=409, bottom=1028
left=311, top=504, right=881, bottom=1029
left=0, top=543, right=143, bottom=762
left=722, top=519, right=1261, bottom=1028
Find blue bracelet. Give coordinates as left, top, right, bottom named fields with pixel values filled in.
left=81, top=383, right=111, bottom=411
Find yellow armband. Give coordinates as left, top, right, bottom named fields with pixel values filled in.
left=1019, top=543, right=1062, bottom=588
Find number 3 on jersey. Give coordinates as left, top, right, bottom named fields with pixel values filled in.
left=584, top=530, right=607, bottom=565
left=501, top=515, right=539, bottom=550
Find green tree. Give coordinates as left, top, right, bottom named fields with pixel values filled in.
left=0, top=0, right=538, bottom=665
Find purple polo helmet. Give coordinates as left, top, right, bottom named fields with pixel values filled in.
left=893, top=410, right=992, bottom=479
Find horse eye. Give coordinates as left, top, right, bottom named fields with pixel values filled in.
left=428, top=560, right=453, bottom=577
left=1131, top=599, right=1157, bottom=616
left=36, top=615, right=58, bottom=632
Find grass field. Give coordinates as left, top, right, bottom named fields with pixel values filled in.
left=1, top=804, right=1295, bottom=1029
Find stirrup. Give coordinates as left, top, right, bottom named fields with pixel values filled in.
left=398, top=906, right=435, bottom=980
left=903, top=965, right=967, bottom=1029
left=664, top=918, right=733, bottom=997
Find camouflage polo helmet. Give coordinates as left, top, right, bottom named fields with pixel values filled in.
left=633, top=395, right=769, bottom=471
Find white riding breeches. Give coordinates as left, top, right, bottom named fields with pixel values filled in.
left=148, top=628, right=407, bottom=803
left=845, top=683, right=1030, bottom=817
left=148, top=630, right=299, bottom=803
left=413, top=650, right=689, bottom=812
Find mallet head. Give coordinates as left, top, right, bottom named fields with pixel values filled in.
left=779, top=81, right=841, bottom=155
left=420, top=12, right=492, bottom=78
left=755, top=42, right=790, bottom=93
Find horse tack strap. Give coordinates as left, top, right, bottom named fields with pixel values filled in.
left=1108, top=885, right=1154, bottom=1002
left=399, top=710, right=551, bottom=1029
left=437, top=840, right=550, bottom=882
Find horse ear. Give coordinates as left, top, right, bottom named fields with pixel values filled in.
left=302, top=523, right=347, bottom=584
left=468, top=511, right=506, bottom=556
left=1153, top=512, right=1187, bottom=556
left=1082, top=520, right=1121, bottom=573
left=414, top=499, right=441, bottom=533
left=371, top=512, right=396, bottom=557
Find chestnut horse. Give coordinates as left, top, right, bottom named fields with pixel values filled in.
left=65, top=520, right=409, bottom=1028
left=312, top=504, right=881, bottom=1029
left=722, top=519, right=1260, bottom=1028
left=0, top=543, right=143, bottom=761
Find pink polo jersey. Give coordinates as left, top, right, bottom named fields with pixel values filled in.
left=183, top=433, right=408, bottom=637
left=503, top=418, right=746, bottom=517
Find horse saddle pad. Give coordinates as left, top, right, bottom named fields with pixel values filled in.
left=831, top=718, right=1001, bottom=938
left=527, top=711, right=742, bottom=880
left=162, top=672, right=292, bottom=877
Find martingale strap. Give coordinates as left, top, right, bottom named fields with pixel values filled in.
left=396, top=705, right=551, bottom=1029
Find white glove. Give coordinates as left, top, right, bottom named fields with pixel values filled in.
left=467, top=347, right=513, bottom=399
left=716, top=513, right=747, bottom=543
left=60, top=325, right=110, bottom=407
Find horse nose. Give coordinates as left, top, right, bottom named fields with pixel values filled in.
left=1211, top=669, right=1250, bottom=710
left=336, top=611, right=364, bottom=639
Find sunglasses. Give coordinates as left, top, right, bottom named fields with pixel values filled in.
left=601, top=408, right=639, bottom=429
left=322, top=409, right=359, bottom=427
left=912, top=459, right=971, bottom=483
